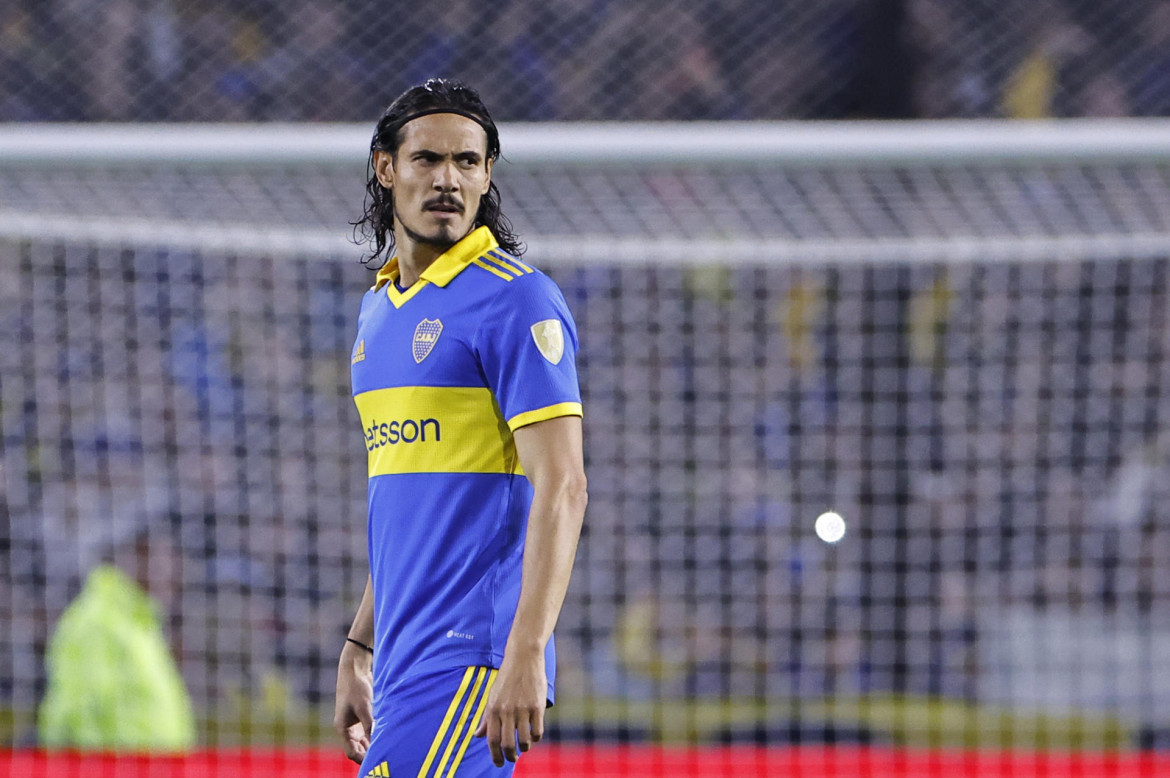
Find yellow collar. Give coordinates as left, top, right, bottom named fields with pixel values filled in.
left=373, top=226, right=499, bottom=292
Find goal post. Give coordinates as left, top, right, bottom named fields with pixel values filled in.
left=4, top=119, right=1170, bottom=756
left=4, top=119, right=1170, bottom=263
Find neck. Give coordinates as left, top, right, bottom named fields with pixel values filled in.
left=395, top=241, right=444, bottom=288
left=393, top=223, right=467, bottom=287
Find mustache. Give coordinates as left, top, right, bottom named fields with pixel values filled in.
left=424, top=195, right=463, bottom=212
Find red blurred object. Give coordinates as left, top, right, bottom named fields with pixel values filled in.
left=3, top=746, right=1168, bottom=778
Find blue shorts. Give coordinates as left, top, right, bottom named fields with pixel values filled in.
left=358, top=665, right=512, bottom=778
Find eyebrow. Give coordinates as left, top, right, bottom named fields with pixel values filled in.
left=412, top=148, right=484, bottom=161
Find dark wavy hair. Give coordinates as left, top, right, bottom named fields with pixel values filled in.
left=352, top=78, right=524, bottom=265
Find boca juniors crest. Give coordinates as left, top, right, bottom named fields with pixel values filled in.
left=412, top=318, right=443, bottom=363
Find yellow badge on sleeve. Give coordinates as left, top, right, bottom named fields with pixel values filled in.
left=530, top=319, right=565, bottom=365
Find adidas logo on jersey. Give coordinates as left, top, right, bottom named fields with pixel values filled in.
left=352, top=339, right=366, bottom=364
left=364, top=761, right=390, bottom=777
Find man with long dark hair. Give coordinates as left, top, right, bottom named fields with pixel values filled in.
left=334, top=79, right=587, bottom=777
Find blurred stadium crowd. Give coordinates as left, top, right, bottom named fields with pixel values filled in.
left=5, top=0, right=1170, bottom=752
left=3, top=0, right=1170, bottom=122
left=4, top=239, right=1170, bottom=742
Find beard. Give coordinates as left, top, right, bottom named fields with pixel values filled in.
left=401, top=218, right=470, bottom=250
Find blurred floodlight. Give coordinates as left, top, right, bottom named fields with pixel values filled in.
left=814, top=511, right=847, bottom=544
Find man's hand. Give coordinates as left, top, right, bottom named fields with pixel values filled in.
left=474, top=647, right=547, bottom=767
left=471, top=415, right=586, bottom=767
left=333, top=640, right=375, bottom=764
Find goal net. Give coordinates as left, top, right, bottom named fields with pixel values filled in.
left=3, top=120, right=1170, bottom=762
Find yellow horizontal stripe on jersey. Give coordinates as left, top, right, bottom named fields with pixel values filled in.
left=355, top=386, right=523, bottom=477
left=507, top=402, right=584, bottom=432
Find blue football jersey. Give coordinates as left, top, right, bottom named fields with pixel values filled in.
left=350, top=226, right=582, bottom=710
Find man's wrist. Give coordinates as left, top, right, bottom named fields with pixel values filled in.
left=341, top=636, right=375, bottom=666
left=503, top=636, right=547, bottom=659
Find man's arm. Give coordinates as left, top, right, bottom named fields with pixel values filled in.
left=474, top=415, right=588, bottom=767
left=334, top=575, right=376, bottom=764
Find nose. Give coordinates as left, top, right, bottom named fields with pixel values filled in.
left=433, top=160, right=459, bottom=192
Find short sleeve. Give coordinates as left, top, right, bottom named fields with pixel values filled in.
left=475, top=272, right=582, bottom=430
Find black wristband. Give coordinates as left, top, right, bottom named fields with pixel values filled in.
left=346, top=637, right=374, bottom=653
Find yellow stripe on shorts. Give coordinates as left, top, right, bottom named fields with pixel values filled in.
left=446, top=669, right=498, bottom=777
left=417, top=667, right=475, bottom=778
left=433, top=667, right=487, bottom=777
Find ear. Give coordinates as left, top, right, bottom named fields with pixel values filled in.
left=373, top=150, right=394, bottom=189
left=481, top=156, right=493, bottom=195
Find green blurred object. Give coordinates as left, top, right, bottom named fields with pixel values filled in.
left=38, top=565, right=196, bottom=752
